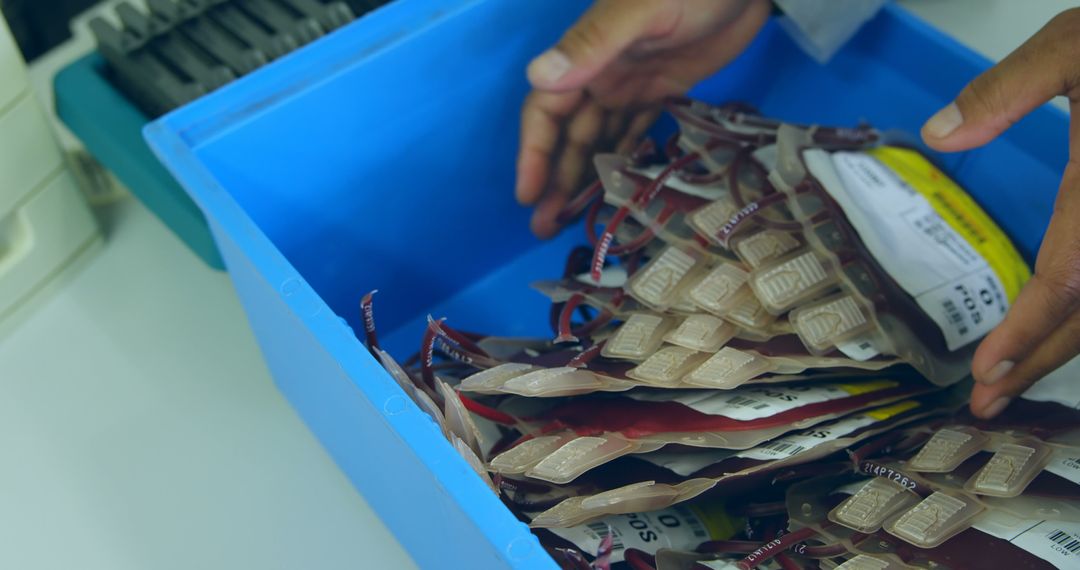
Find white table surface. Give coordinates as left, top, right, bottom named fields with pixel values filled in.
left=1, top=2, right=1075, bottom=569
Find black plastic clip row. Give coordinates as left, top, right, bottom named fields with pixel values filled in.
left=89, top=0, right=384, bottom=117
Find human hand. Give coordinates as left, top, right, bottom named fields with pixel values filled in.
left=920, top=9, right=1080, bottom=418
left=516, top=0, right=772, bottom=238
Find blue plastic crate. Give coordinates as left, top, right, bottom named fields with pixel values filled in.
left=145, top=2, right=1069, bottom=568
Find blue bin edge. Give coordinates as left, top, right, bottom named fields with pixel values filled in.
left=145, top=2, right=567, bottom=568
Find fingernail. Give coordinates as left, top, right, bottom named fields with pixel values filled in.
left=529, top=49, right=572, bottom=85
left=924, top=102, right=963, bottom=138
left=980, top=396, right=1012, bottom=419
left=980, top=360, right=1014, bottom=386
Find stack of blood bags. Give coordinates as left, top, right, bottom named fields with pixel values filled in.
left=358, top=100, right=1079, bottom=569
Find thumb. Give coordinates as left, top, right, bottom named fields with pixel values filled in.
left=527, top=0, right=671, bottom=91
left=921, top=8, right=1080, bottom=152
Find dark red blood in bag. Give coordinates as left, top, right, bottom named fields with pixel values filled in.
left=536, top=384, right=927, bottom=438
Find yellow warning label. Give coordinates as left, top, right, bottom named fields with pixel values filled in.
left=836, top=379, right=899, bottom=396
left=688, top=500, right=742, bottom=542
left=864, top=400, right=920, bottom=421
left=869, top=146, right=1030, bottom=301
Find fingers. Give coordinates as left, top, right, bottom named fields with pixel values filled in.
left=519, top=0, right=769, bottom=237
left=922, top=8, right=1080, bottom=152
left=603, top=111, right=630, bottom=147
left=517, top=90, right=584, bottom=205
left=971, top=309, right=1080, bottom=418
left=530, top=193, right=574, bottom=239
left=531, top=104, right=605, bottom=237
left=530, top=101, right=606, bottom=238
left=529, top=105, right=661, bottom=238
left=918, top=9, right=1080, bottom=418
left=615, top=107, right=662, bottom=154
left=969, top=119, right=1080, bottom=417
left=971, top=268, right=1080, bottom=386
left=527, top=0, right=676, bottom=91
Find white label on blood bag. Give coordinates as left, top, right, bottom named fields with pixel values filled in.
left=632, top=164, right=729, bottom=201
left=576, top=266, right=629, bottom=288
left=915, top=268, right=1007, bottom=352
left=1046, top=449, right=1080, bottom=485
left=836, top=335, right=881, bottom=361
left=627, top=381, right=895, bottom=421
left=1018, top=523, right=1080, bottom=565
left=1021, top=360, right=1080, bottom=408
left=974, top=515, right=1080, bottom=568
left=806, top=150, right=1010, bottom=350
left=548, top=505, right=712, bottom=563
left=735, top=413, right=876, bottom=460
left=637, top=402, right=906, bottom=473
left=636, top=448, right=738, bottom=476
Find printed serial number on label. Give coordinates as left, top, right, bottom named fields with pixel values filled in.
left=861, top=461, right=919, bottom=492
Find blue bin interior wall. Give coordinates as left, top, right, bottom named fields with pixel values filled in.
left=188, top=5, right=1067, bottom=357
left=193, top=0, right=591, bottom=355
left=145, top=2, right=1070, bottom=568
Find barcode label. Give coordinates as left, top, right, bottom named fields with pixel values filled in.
left=585, top=522, right=625, bottom=553
left=766, top=442, right=806, bottom=454
left=837, top=336, right=880, bottom=361
left=1006, top=520, right=1080, bottom=567
left=750, top=441, right=807, bottom=457
left=736, top=413, right=877, bottom=460
left=726, top=395, right=771, bottom=411
left=1047, top=529, right=1080, bottom=554
left=943, top=299, right=965, bottom=328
